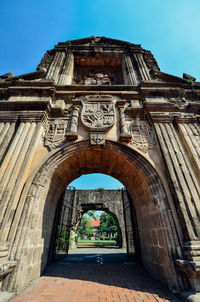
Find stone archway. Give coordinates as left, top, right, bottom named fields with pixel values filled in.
left=3, top=140, right=187, bottom=293
left=69, top=206, right=124, bottom=250
left=54, top=187, right=130, bottom=252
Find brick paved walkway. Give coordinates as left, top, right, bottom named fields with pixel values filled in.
left=12, top=247, right=180, bottom=302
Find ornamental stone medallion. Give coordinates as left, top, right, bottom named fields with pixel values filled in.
left=44, top=118, right=70, bottom=150
left=81, top=95, right=116, bottom=145
left=126, top=117, right=154, bottom=153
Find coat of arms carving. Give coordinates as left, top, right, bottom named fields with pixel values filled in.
left=81, top=96, right=116, bottom=145
left=126, top=117, right=154, bottom=153
left=81, top=101, right=115, bottom=130
left=44, top=119, right=69, bottom=150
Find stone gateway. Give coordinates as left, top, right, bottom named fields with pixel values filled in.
left=0, top=37, right=199, bottom=301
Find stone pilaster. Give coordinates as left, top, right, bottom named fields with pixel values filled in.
left=152, top=113, right=200, bottom=291
left=46, top=51, right=66, bottom=84
left=123, top=54, right=138, bottom=85
left=0, top=122, right=16, bottom=164
left=0, top=123, right=26, bottom=208
left=66, top=105, right=80, bottom=140
left=154, top=119, right=200, bottom=241
left=176, top=121, right=200, bottom=182
left=118, top=106, right=132, bottom=142
left=133, top=52, right=151, bottom=81
left=58, top=52, right=74, bottom=85
left=0, top=122, right=43, bottom=244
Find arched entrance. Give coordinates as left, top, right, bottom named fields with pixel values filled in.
left=4, top=140, right=186, bottom=293
left=75, top=209, right=122, bottom=248
left=51, top=184, right=130, bottom=256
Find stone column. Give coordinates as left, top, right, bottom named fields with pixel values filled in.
left=176, top=119, right=200, bottom=181
left=0, top=123, right=25, bottom=201
left=154, top=118, right=200, bottom=241
left=0, top=123, right=10, bottom=146
left=58, top=52, right=74, bottom=85
left=66, top=105, right=80, bottom=140
left=46, top=51, right=66, bottom=84
left=122, top=54, right=138, bottom=85
left=118, top=106, right=131, bottom=142
left=133, top=52, right=150, bottom=81
left=0, top=122, right=16, bottom=163
left=152, top=112, right=200, bottom=291
left=0, top=121, right=43, bottom=244
left=0, top=123, right=32, bottom=237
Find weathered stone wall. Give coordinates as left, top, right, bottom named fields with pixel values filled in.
left=121, top=190, right=135, bottom=256
left=63, top=189, right=129, bottom=249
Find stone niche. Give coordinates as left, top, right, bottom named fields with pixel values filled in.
left=72, top=55, right=124, bottom=85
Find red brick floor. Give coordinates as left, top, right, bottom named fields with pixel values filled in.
left=12, top=261, right=180, bottom=302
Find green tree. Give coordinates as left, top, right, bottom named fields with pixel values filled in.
left=77, top=216, right=93, bottom=239
left=98, top=212, right=118, bottom=239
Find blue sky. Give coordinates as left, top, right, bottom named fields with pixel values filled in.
left=70, top=174, right=123, bottom=190
left=0, top=0, right=200, bottom=79
left=1, top=1, right=199, bottom=189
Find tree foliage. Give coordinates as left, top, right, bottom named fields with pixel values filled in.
left=76, top=216, right=93, bottom=239
left=76, top=211, right=118, bottom=241
left=98, top=212, right=118, bottom=238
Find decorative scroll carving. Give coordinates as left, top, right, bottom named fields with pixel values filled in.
left=37, top=50, right=53, bottom=71
left=168, top=97, right=190, bottom=109
left=43, top=118, right=70, bottom=150
left=143, top=50, right=160, bottom=72
left=126, top=117, right=154, bottom=153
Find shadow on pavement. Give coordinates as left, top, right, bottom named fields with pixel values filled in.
left=44, top=247, right=180, bottom=301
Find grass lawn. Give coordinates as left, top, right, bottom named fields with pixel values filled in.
left=77, top=239, right=117, bottom=244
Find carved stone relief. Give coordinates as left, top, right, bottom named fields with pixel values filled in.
left=126, top=117, right=154, bottom=153
left=85, top=72, right=111, bottom=85
left=81, top=100, right=115, bottom=130
left=90, top=132, right=105, bottom=145
left=73, top=69, right=123, bottom=85
left=37, top=50, right=53, bottom=71
left=43, top=118, right=70, bottom=150
left=168, top=97, right=190, bottom=109
left=81, top=95, right=116, bottom=145
left=143, top=50, right=160, bottom=72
